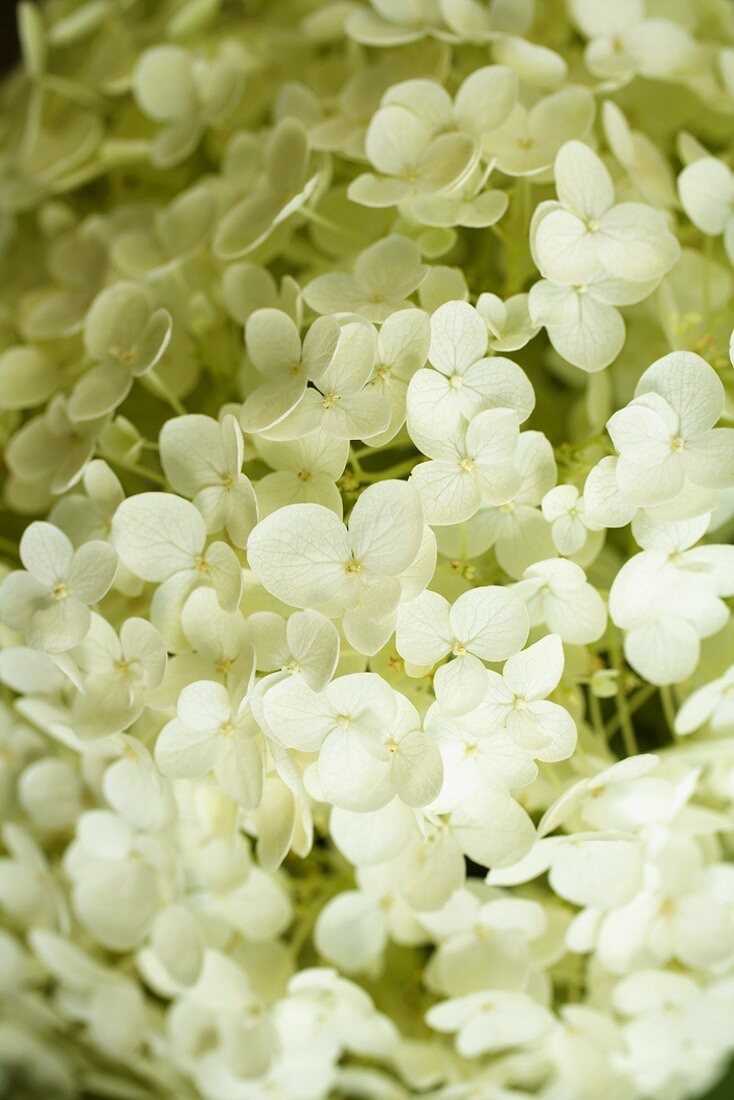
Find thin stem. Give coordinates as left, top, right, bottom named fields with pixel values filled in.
left=359, top=456, right=417, bottom=482
left=608, top=631, right=639, bottom=757
left=604, top=682, right=656, bottom=739
left=587, top=689, right=605, bottom=743
left=660, top=685, right=678, bottom=735
left=146, top=370, right=187, bottom=416
left=349, top=448, right=365, bottom=478
left=109, top=457, right=167, bottom=488
left=300, top=206, right=370, bottom=247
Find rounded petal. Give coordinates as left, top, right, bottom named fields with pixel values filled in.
left=112, top=493, right=205, bottom=581
left=247, top=504, right=350, bottom=608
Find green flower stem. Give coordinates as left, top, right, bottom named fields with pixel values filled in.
left=604, top=682, right=657, bottom=741
left=587, top=688, right=606, bottom=743
left=300, top=206, right=371, bottom=246
left=108, top=457, right=168, bottom=488
left=608, top=632, right=639, bottom=756
left=146, top=370, right=187, bottom=417
left=660, top=685, right=678, bottom=734
left=358, top=456, right=417, bottom=481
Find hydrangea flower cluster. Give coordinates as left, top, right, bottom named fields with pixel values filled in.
left=1, top=2, right=734, bottom=1099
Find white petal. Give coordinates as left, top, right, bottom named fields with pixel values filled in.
left=396, top=590, right=453, bottom=665
left=503, top=634, right=564, bottom=701
left=348, top=480, right=424, bottom=575
left=450, top=585, right=529, bottom=661
left=112, top=493, right=204, bottom=582
left=247, top=504, right=350, bottom=607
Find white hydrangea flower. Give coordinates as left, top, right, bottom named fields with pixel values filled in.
left=262, top=672, right=434, bottom=812
left=112, top=492, right=243, bottom=648
left=49, top=460, right=142, bottom=597
left=426, top=989, right=554, bottom=1057
left=409, top=409, right=523, bottom=525
left=533, top=141, right=680, bottom=287
left=528, top=271, right=655, bottom=372
left=64, top=810, right=173, bottom=951
left=214, top=119, right=325, bottom=260
left=613, top=970, right=734, bottom=1100
left=569, top=0, right=698, bottom=82
left=541, top=484, right=602, bottom=555
left=345, top=0, right=446, bottom=47
left=419, top=887, right=550, bottom=996
left=240, top=309, right=340, bottom=434
left=254, top=432, right=348, bottom=517
left=102, top=737, right=175, bottom=832
left=29, top=929, right=147, bottom=1056
left=363, top=308, right=431, bottom=446
left=488, top=832, right=645, bottom=913
left=482, top=87, right=595, bottom=177
left=610, top=514, right=734, bottom=684
left=675, top=665, right=734, bottom=736
left=514, top=559, right=607, bottom=645
left=303, top=235, right=428, bottom=322
left=603, top=100, right=677, bottom=209
left=248, top=608, right=339, bottom=693
left=155, top=675, right=262, bottom=807
left=160, top=414, right=257, bottom=548
left=246, top=480, right=425, bottom=629
left=70, top=613, right=167, bottom=739
left=434, top=430, right=557, bottom=578
left=5, top=394, right=105, bottom=498
left=607, top=351, right=734, bottom=507
left=470, top=634, right=577, bottom=756
left=0, top=522, right=117, bottom=653
left=349, top=86, right=480, bottom=209
left=378, top=65, right=517, bottom=151
left=133, top=43, right=243, bottom=167
left=475, top=291, right=540, bottom=352
left=406, top=299, right=535, bottom=438
left=679, top=154, right=734, bottom=263
left=67, top=282, right=172, bottom=422
left=3, top=5, right=734, bottom=1097
left=265, top=322, right=390, bottom=442
left=410, top=162, right=509, bottom=231
left=396, top=585, right=529, bottom=714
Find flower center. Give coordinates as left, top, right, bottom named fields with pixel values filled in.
left=344, top=558, right=362, bottom=575
left=52, top=581, right=69, bottom=601
left=670, top=435, right=685, bottom=453
left=111, top=345, right=137, bottom=367
left=321, top=391, right=339, bottom=409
